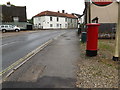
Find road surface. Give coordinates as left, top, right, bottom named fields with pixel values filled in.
left=2, top=30, right=69, bottom=71
left=2, top=30, right=81, bottom=88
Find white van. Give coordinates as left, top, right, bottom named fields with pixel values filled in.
left=0, top=25, right=20, bottom=33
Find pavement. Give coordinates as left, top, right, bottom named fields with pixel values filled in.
left=2, top=30, right=81, bottom=88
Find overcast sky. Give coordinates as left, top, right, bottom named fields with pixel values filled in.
left=0, top=0, right=85, bottom=19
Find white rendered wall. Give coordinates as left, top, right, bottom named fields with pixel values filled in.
left=34, top=16, right=78, bottom=29
left=43, top=16, right=68, bottom=29
left=67, top=18, right=78, bottom=29
left=33, top=16, right=45, bottom=29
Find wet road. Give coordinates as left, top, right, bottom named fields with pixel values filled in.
left=3, top=30, right=80, bottom=88
left=2, top=30, right=67, bottom=70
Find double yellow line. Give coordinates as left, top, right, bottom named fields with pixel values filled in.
left=0, top=39, right=53, bottom=76
left=0, top=31, right=66, bottom=82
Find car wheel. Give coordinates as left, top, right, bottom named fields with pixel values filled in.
left=2, top=29, right=6, bottom=33
left=15, top=29, right=19, bottom=32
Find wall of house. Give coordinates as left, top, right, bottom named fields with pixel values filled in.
left=68, top=18, right=78, bottom=29
left=43, top=16, right=67, bottom=29
left=33, top=16, right=45, bottom=29
left=73, top=19, right=78, bottom=28
left=2, top=5, right=27, bottom=22
left=0, top=5, right=29, bottom=29
left=34, top=16, right=78, bottom=29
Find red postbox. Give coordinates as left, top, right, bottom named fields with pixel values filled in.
left=86, top=23, right=100, bottom=56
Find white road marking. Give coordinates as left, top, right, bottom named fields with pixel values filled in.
left=0, top=42, right=17, bottom=47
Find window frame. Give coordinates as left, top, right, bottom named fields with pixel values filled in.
left=57, top=24, right=59, bottom=27
left=65, top=18, right=67, bottom=22
left=57, top=17, right=59, bottom=22
left=50, top=24, right=53, bottom=27
left=50, top=17, right=52, bottom=21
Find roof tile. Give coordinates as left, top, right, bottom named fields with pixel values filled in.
left=34, top=11, right=77, bottom=19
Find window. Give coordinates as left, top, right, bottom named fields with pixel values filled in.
left=50, top=24, right=53, bottom=27
left=5, top=26, right=8, bottom=28
left=57, top=17, right=59, bottom=22
left=50, top=17, right=52, bottom=21
left=1, top=26, right=4, bottom=28
left=57, top=24, right=59, bottom=27
left=13, top=17, right=19, bottom=22
left=60, top=24, right=62, bottom=28
left=65, top=18, right=67, bottom=22
left=9, top=25, right=13, bottom=28
left=65, top=24, right=67, bottom=27
left=74, top=19, right=77, bottom=23
left=71, top=19, right=72, bottom=23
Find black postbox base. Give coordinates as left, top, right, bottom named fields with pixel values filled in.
left=86, top=50, right=97, bottom=57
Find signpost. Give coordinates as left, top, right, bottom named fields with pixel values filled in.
left=89, top=0, right=120, bottom=61
left=113, top=1, right=120, bottom=61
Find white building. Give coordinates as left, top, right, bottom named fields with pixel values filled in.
left=33, top=11, right=78, bottom=29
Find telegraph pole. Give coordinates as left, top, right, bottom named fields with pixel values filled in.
left=113, top=1, right=120, bottom=61
left=88, top=0, right=91, bottom=23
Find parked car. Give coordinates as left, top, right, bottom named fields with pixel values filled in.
left=0, top=25, right=20, bottom=33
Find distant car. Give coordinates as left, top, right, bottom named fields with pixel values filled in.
left=0, top=25, right=20, bottom=33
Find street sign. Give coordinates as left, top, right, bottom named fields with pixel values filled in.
left=91, top=0, right=113, bottom=6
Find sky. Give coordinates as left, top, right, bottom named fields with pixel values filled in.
left=0, top=0, right=85, bottom=19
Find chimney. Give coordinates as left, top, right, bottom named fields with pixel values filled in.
left=72, top=13, right=75, bottom=15
left=7, top=2, right=11, bottom=7
left=62, top=10, right=65, bottom=13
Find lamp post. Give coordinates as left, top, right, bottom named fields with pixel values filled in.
left=113, top=1, right=120, bottom=61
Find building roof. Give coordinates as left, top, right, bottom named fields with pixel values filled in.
left=33, top=11, right=78, bottom=19
left=1, top=5, right=27, bottom=22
